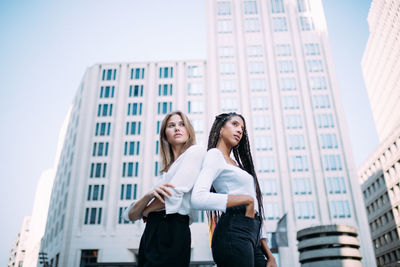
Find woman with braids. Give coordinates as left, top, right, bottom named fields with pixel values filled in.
left=191, top=112, right=277, bottom=267
left=123, top=111, right=205, bottom=267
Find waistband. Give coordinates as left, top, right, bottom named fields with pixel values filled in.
left=225, top=205, right=260, bottom=220
left=146, top=210, right=189, bottom=224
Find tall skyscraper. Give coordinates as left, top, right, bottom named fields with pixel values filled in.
left=359, top=0, right=400, bottom=266
left=8, top=216, right=31, bottom=267
left=361, top=0, right=400, bottom=143
left=205, top=0, right=375, bottom=266
left=40, top=1, right=376, bottom=266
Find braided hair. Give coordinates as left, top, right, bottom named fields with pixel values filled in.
left=207, top=112, right=264, bottom=225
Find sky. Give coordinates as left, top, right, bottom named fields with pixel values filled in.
left=0, top=0, right=376, bottom=264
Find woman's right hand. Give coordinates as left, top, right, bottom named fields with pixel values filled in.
left=148, top=183, right=175, bottom=203
left=227, top=195, right=255, bottom=218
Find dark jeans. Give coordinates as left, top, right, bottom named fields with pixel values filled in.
left=211, top=206, right=268, bottom=267
left=138, top=211, right=191, bottom=267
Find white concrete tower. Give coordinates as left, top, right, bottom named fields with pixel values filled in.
left=206, top=0, right=376, bottom=266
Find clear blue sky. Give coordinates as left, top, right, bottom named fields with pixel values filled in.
left=0, top=0, right=376, bottom=264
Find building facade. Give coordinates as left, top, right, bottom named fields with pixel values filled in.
left=9, top=216, right=31, bottom=267
left=206, top=0, right=375, bottom=266
left=40, top=0, right=376, bottom=266
left=361, top=0, right=400, bottom=143
left=359, top=0, right=400, bottom=266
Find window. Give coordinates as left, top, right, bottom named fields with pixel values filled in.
left=295, top=201, right=315, bottom=219
left=92, top=142, right=109, bottom=156
left=187, top=65, right=203, bottom=78
left=217, top=1, right=231, bottom=15
left=220, top=79, right=237, bottom=92
left=102, top=69, right=117, bottom=81
left=312, top=95, right=330, bottom=109
left=256, top=156, right=275, bottom=172
left=218, top=19, right=233, bottom=33
left=193, top=210, right=206, bottom=223
left=248, top=45, right=263, bottom=57
left=221, top=98, right=238, bottom=111
left=125, top=121, right=141, bottom=135
left=304, top=43, right=320, bottom=55
left=319, top=133, right=338, bottom=149
left=191, top=119, right=204, bottom=133
left=219, top=46, right=235, bottom=58
left=84, top=207, right=102, bottom=224
left=260, top=179, right=277, bottom=195
left=90, top=163, right=107, bottom=178
left=187, top=82, right=203, bottom=95
left=284, top=115, right=302, bottom=129
left=264, top=202, right=280, bottom=220
left=271, top=0, right=285, bottom=13
left=122, top=162, right=139, bottom=177
left=252, top=96, right=268, bottom=110
left=97, top=104, right=113, bottom=117
left=95, top=122, right=111, bottom=136
left=99, top=86, right=115, bottom=98
left=154, top=161, right=159, bottom=176
left=244, top=1, right=258, bottom=14
left=330, top=200, right=351, bottom=218
left=297, top=0, right=310, bottom=12
left=80, top=250, right=98, bottom=266
left=276, top=44, right=291, bottom=56
left=293, top=178, right=312, bottom=194
left=287, top=135, right=305, bottom=150
left=272, top=17, right=288, bottom=31
left=124, top=141, right=140, bottom=156
left=249, top=61, right=264, bottom=74
left=278, top=60, right=294, bottom=73
left=253, top=115, right=271, bottom=130
left=220, top=62, right=236, bottom=74
left=130, top=68, right=145, bottom=80
left=120, top=184, right=138, bottom=200
left=129, top=85, right=144, bottom=97
left=157, top=101, right=172, bottom=115
left=280, top=77, right=296, bottom=91
left=323, top=155, right=343, bottom=171
left=307, top=60, right=324, bottom=72
left=289, top=155, right=309, bottom=172
left=244, top=18, right=260, bottom=32
left=250, top=78, right=266, bottom=92
left=158, top=84, right=173, bottom=96
left=310, top=77, right=327, bottom=90
left=282, top=95, right=300, bottom=109
left=316, top=114, right=334, bottom=128
left=254, top=135, right=273, bottom=150
left=87, top=184, right=105, bottom=201
left=188, top=100, right=204, bottom=114
left=127, top=102, right=143, bottom=116
left=327, top=177, right=346, bottom=194
left=159, top=67, right=173, bottom=79
left=118, top=207, right=134, bottom=224
left=300, top=16, right=314, bottom=31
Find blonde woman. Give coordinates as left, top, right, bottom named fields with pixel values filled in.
left=123, top=111, right=205, bottom=267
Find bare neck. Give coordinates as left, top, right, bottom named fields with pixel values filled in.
left=171, top=144, right=186, bottom=161
left=216, top=139, right=232, bottom=158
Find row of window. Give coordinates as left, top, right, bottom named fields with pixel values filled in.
left=125, top=121, right=142, bottom=135
left=376, top=249, right=400, bottom=266
left=366, top=192, right=389, bottom=215
left=127, top=102, right=143, bottom=116
left=87, top=185, right=105, bottom=201
left=373, top=228, right=399, bottom=249
left=124, top=141, right=140, bottom=156
left=370, top=209, right=394, bottom=233
left=97, top=104, right=113, bottom=117
left=363, top=175, right=385, bottom=199
left=216, top=0, right=310, bottom=16
left=92, top=142, right=109, bottom=157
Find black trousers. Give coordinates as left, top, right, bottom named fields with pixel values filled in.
left=211, top=206, right=268, bottom=267
left=138, top=211, right=191, bottom=267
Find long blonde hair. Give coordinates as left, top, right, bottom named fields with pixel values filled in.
left=159, top=111, right=196, bottom=173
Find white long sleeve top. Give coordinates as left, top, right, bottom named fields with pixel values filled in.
left=191, top=148, right=259, bottom=213
left=123, top=145, right=206, bottom=223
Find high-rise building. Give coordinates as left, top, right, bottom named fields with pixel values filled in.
left=361, top=0, right=400, bottom=143
left=205, top=0, right=375, bottom=266
left=40, top=0, right=376, bottom=266
left=8, top=216, right=31, bottom=267
left=39, top=61, right=214, bottom=266
left=359, top=0, right=400, bottom=266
